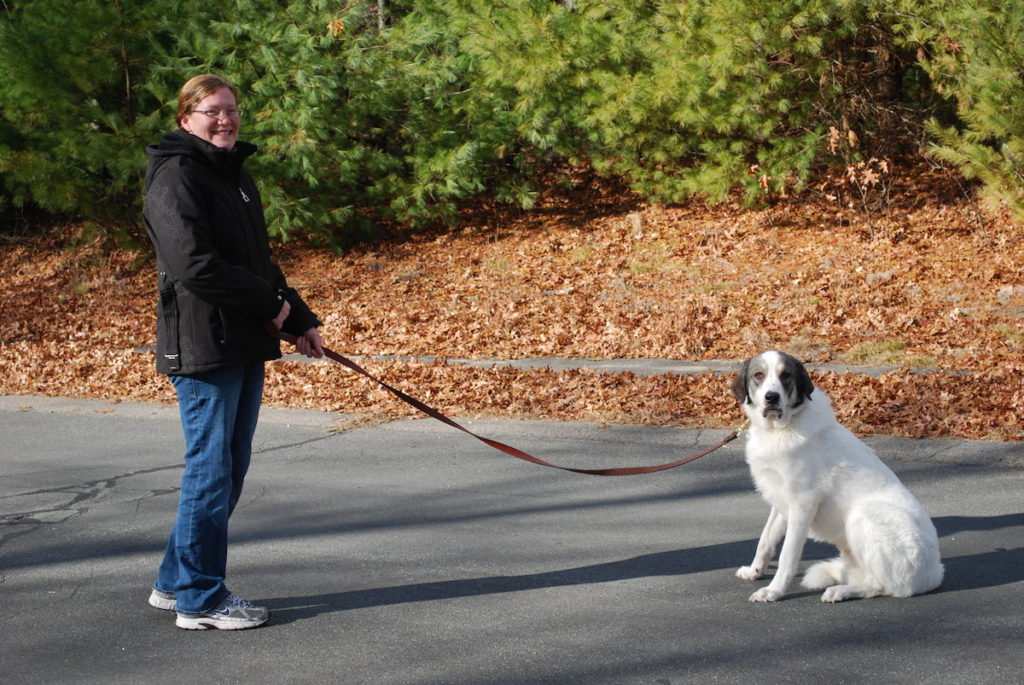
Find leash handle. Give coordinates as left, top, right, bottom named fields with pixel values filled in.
left=270, top=327, right=738, bottom=476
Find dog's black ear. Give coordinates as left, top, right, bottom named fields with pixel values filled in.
left=791, top=356, right=815, bottom=406
left=731, top=360, right=750, bottom=404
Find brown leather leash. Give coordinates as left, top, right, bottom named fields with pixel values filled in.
left=271, top=329, right=745, bottom=476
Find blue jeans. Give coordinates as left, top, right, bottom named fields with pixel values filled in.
left=156, top=363, right=264, bottom=613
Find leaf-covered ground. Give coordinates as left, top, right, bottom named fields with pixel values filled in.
left=3, top=164, right=1023, bottom=441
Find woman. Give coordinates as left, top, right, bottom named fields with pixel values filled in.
left=143, top=74, right=323, bottom=630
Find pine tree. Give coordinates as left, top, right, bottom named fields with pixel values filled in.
left=913, top=0, right=1024, bottom=216
left=3, top=0, right=1022, bottom=242
left=0, top=0, right=169, bottom=224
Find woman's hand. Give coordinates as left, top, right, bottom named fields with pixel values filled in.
left=294, top=327, right=324, bottom=358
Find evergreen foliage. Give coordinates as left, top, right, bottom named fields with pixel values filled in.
left=0, top=0, right=169, bottom=222
left=1, top=0, right=1022, bottom=242
left=909, top=0, right=1024, bottom=217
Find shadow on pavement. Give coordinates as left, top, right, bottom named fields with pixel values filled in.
left=267, top=513, right=1024, bottom=624
left=268, top=540, right=753, bottom=624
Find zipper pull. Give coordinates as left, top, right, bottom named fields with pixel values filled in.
left=239, top=187, right=250, bottom=202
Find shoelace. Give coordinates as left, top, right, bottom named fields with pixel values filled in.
left=225, top=594, right=255, bottom=609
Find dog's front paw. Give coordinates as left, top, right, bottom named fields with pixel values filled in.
left=748, top=587, right=783, bottom=603
left=736, top=565, right=763, bottom=581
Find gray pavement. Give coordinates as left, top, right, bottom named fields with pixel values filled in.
left=1, top=393, right=1022, bottom=685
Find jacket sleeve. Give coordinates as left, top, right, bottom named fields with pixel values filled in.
left=279, top=285, right=322, bottom=336
left=246, top=177, right=322, bottom=336
left=145, top=161, right=282, bottom=321
left=263, top=258, right=321, bottom=335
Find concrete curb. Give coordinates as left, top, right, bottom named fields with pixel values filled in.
left=281, top=353, right=950, bottom=378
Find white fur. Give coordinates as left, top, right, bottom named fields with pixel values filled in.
left=733, top=351, right=944, bottom=603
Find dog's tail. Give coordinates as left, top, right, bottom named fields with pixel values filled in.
left=801, top=558, right=848, bottom=590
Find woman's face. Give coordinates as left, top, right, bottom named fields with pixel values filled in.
left=180, top=87, right=240, bottom=149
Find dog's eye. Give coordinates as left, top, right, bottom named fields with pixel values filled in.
left=781, top=372, right=791, bottom=381
left=753, top=372, right=765, bottom=381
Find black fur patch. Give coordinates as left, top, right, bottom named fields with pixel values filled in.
left=731, top=359, right=752, bottom=404
left=778, top=352, right=815, bottom=408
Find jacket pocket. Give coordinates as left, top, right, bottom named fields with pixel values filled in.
left=215, top=308, right=250, bottom=351
left=214, top=309, right=230, bottom=347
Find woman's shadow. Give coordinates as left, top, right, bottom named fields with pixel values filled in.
left=267, top=513, right=1023, bottom=624
left=267, top=538, right=754, bottom=625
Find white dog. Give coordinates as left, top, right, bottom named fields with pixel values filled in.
left=730, top=351, right=944, bottom=602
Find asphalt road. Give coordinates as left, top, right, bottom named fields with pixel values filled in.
left=1, top=394, right=1021, bottom=684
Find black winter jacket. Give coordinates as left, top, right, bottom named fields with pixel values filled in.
left=143, top=130, right=320, bottom=375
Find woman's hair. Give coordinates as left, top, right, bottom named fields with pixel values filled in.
left=175, top=74, right=238, bottom=127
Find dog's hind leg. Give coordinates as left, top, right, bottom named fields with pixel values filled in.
left=844, top=505, right=942, bottom=598
left=737, top=506, right=785, bottom=581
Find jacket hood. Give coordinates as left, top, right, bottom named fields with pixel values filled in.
left=145, top=130, right=257, bottom=188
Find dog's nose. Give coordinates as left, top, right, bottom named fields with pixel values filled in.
left=764, top=391, right=781, bottom=406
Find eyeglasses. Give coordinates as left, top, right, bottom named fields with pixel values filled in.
left=192, top=108, right=243, bottom=119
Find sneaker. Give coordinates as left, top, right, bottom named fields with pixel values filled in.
left=148, top=588, right=177, bottom=611
left=175, top=594, right=269, bottom=631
